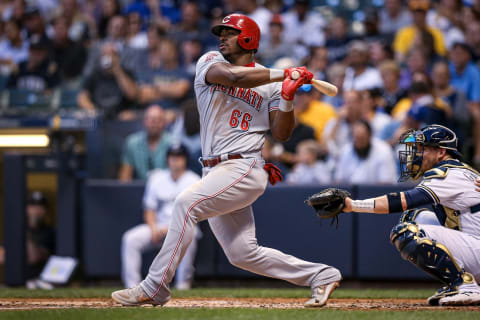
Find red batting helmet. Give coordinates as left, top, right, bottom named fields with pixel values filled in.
left=211, top=13, right=261, bottom=51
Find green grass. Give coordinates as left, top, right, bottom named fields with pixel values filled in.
left=0, top=287, right=435, bottom=299
left=0, top=309, right=476, bottom=320
left=1, top=287, right=477, bottom=319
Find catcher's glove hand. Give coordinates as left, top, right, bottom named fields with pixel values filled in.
left=305, top=188, right=351, bottom=224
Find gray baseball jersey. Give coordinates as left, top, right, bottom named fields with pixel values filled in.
left=194, top=51, right=281, bottom=158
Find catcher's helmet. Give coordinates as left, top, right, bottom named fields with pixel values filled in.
left=211, top=13, right=260, bottom=51
left=398, top=124, right=461, bottom=181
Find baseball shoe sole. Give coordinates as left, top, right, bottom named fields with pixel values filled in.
left=111, top=285, right=161, bottom=306
left=439, top=291, right=480, bottom=306
left=304, top=281, right=340, bottom=308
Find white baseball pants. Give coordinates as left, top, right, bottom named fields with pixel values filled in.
left=416, top=210, right=480, bottom=282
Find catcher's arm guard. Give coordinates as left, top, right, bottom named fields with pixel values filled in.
left=305, top=188, right=351, bottom=223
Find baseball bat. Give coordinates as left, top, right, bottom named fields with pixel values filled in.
left=290, top=71, right=338, bottom=97
left=311, top=79, right=338, bottom=97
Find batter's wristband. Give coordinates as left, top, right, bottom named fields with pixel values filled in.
left=270, top=68, right=285, bottom=81
left=279, top=99, right=293, bottom=112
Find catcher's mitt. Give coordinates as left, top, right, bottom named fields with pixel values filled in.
left=305, top=188, right=351, bottom=223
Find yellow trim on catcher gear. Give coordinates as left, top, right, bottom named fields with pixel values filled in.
left=416, top=185, right=440, bottom=204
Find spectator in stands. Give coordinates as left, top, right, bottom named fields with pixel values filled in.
left=294, top=84, right=336, bottom=142
left=361, top=88, right=394, bottom=137
left=281, top=0, right=326, bottom=60
left=97, top=0, right=121, bottom=39
left=119, top=105, right=172, bottom=181
left=432, top=60, right=469, bottom=139
left=379, top=0, right=412, bottom=38
left=369, top=40, right=394, bottom=67
left=234, top=0, right=272, bottom=35
left=136, top=38, right=191, bottom=109
left=393, top=73, right=451, bottom=142
left=77, top=43, right=137, bottom=119
left=83, top=15, right=126, bottom=77
left=363, top=8, right=384, bottom=44
left=56, top=0, right=92, bottom=43
left=121, top=144, right=200, bottom=290
left=180, top=37, right=203, bottom=78
left=23, top=6, right=51, bottom=46
left=1, top=0, right=25, bottom=22
left=286, top=140, right=333, bottom=185
left=305, top=46, right=329, bottom=81
left=335, top=120, right=397, bottom=184
left=393, top=0, right=446, bottom=62
left=449, top=42, right=480, bottom=104
left=0, top=19, right=29, bottom=74
left=343, top=40, right=383, bottom=91
left=267, top=91, right=317, bottom=168
left=448, top=41, right=480, bottom=168
left=168, top=99, right=202, bottom=171
left=399, top=47, right=429, bottom=90
left=465, top=20, right=480, bottom=61
left=168, top=1, right=210, bottom=45
left=126, top=11, right=147, bottom=49
left=426, top=0, right=464, bottom=50
left=7, top=36, right=59, bottom=92
left=264, top=0, right=284, bottom=14
left=123, top=23, right=164, bottom=79
left=257, top=15, right=291, bottom=67
left=51, top=16, right=87, bottom=88
left=379, top=60, right=407, bottom=114
left=125, top=0, right=179, bottom=31
left=323, top=63, right=346, bottom=108
left=326, top=16, right=352, bottom=62
left=25, top=191, right=55, bottom=280
left=323, top=90, right=363, bottom=158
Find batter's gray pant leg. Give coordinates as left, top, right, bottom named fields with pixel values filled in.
left=208, top=206, right=341, bottom=288
left=140, top=159, right=266, bottom=304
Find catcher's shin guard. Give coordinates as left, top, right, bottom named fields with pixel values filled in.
left=390, top=222, right=474, bottom=288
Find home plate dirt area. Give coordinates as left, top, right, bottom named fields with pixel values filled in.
left=0, top=297, right=479, bottom=311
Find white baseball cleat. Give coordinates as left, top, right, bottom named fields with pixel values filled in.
left=304, top=281, right=340, bottom=308
left=427, top=286, right=458, bottom=306
left=438, top=291, right=480, bottom=306
left=111, top=285, right=161, bottom=306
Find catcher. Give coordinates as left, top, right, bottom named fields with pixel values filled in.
left=306, top=124, right=480, bottom=306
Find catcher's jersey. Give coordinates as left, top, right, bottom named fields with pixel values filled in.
left=416, top=159, right=480, bottom=237
left=194, top=51, right=281, bottom=158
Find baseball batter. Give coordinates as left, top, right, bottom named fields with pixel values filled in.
left=342, top=124, right=480, bottom=306
left=112, top=14, right=341, bottom=307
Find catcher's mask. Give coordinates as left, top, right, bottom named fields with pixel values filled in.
left=398, top=129, right=424, bottom=182
left=398, top=124, right=461, bottom=182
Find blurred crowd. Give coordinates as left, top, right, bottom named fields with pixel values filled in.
left=1, top=0, right=480, bottom=183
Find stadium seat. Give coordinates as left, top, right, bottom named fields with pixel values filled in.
left=0, top=75, right=8, bottom=91
left=7, top=89, right=53, bottom=109
left=58, top=89, right=80, bottom=109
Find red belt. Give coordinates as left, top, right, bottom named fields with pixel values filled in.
left=201, top=154, right=243, bottom=167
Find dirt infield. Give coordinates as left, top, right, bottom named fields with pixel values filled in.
left=0, top=297, right=479, bottom=311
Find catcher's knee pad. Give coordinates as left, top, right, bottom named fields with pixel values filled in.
left=399, top=208, right=440, bottom=225
left=390, top=222, right=473, bottom=288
